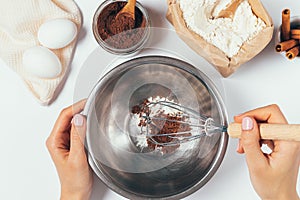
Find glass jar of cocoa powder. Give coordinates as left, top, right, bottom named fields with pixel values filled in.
left=93, top=0, right=150, bottom=55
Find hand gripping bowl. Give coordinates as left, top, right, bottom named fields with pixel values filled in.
left=83, top=56, right=228, bottom=199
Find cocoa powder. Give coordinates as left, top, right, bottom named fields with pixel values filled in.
left=97, top=2, right=146, bottom=49
left=132, top=99, right=192, bottom=154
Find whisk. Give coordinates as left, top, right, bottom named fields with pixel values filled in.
left=140, top=101, right=300, bottom=146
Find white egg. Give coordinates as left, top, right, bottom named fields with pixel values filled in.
left=38, top=19, right=77, bottom=49
left=23, top=46, right=62, bottom=79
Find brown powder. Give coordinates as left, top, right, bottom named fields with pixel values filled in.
left=109, top=14, right=135, bottom=35
left=132, top=99, right=192, bottom=154
left=97, top=2, right=146, bottom=49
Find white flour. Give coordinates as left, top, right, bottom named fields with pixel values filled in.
left=179, top=0, right=266, bottom=57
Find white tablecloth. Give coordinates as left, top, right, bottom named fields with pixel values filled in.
left=1, top=0, right=299, bottom=199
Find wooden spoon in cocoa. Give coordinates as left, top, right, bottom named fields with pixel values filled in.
left=115, top=0, right=136, bottom=31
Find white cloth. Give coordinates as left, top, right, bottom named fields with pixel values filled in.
left=0, top=0, right=82, bottom=105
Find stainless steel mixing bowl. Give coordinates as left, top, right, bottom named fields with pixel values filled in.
left=83, top=56, right=228, bottom=199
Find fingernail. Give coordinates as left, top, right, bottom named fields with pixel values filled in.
left=242, top=117, right=253, bottom=131
left=73, top=114, right=84, bottom=127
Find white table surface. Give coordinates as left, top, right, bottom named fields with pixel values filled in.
left=1, top=0, right=300, bottom=199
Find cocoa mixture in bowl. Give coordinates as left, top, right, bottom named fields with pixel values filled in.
left=131, top=97, right=192, bottom=154
left=93, top=0, right=150, bottom=54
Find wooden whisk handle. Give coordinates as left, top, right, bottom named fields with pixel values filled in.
left=228, top=123, right=300, bottom=141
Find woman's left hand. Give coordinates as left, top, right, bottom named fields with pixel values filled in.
left=46, top=100, right=93, bottom=200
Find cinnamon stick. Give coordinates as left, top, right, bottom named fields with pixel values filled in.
left=275, top=39, right=299, bottom=52
left=291, top=29, right=300, bottom=39
left=291, top=29, right=300, bottom=35
left=286, top=46, right=300, bottom=60
left=281, top=9, right=291, bottom=41
left=291, top=34, right=300, bottom=40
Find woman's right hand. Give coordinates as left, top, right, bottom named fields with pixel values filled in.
left=235, top=104, right=300, bottom=200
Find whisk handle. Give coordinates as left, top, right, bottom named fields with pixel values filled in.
left=228, top=123, right=300, bottom=141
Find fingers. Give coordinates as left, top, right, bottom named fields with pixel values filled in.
left=237, top=139, right=275, bottom=155
left=51, top=99, right=87, bottom=135
left=234, top=104, right=287, bottom=124
left=236, top=139, right=244, bottom=154
left=240, top=117, right=268, bottom=170
left=46, top=99, right=87, bottom=160
left=234, top=104, right=286, bottom=155
left=70, top=114, right=87, bottom=157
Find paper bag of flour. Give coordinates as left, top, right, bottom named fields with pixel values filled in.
left=167, top=0, right=274, bottom=77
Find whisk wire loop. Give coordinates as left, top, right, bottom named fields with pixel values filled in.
left=138, top=101, right=225, bottom=146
